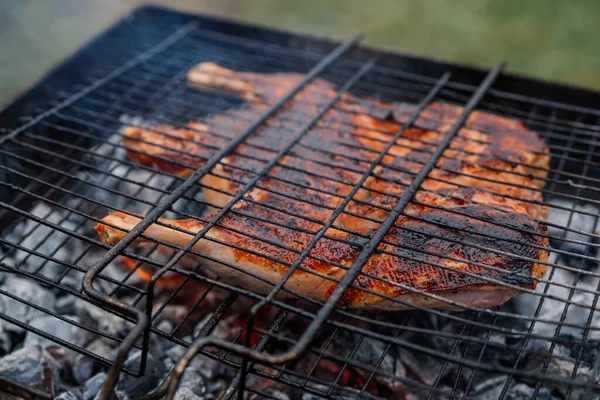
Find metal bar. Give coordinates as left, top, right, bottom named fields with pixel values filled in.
left=532, top=131, right=599, bottom=399
left=229, top=309, right=288, bottom=400
left=134, top=292, right=238, bottom=400
left=83, top=35, right=362, bottom=400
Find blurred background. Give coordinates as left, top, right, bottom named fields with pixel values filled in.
left=1, top=0, right=599, bottom=106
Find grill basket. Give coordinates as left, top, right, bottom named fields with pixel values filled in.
left=0, top=6, right=599, bottom=400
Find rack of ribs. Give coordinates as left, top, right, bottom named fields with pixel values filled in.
left=95, top=63, right=550, bottom=310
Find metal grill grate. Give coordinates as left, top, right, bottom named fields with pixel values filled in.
left=1, top=6, right=599, bottom=400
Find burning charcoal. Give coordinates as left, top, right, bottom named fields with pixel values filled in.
left=0, top=345, right=61, bottom=392
left=24, top=315, right=92, bottom=348
left=0, top=274, right=56, bottom=334
left=116, top=350, right=167, bottom=396
left=83, top=373, right=107, bottom=400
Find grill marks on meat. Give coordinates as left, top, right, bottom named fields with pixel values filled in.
left=95, top=63, right=550, bottom=309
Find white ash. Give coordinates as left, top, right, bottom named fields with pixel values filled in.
left=74, top=300, right=135, bottom=346
left=546, top=199, right=599, bottom=260
left=173, top=387, right=204, bottom=400
left=0, top=274, right=56, bottom=334
left=24, top=314, right=93, bottom=350
left=513, top=233, right=600, bottom=339
left=0, top=202, right=74, bottom=281
left=83, top=373, right=108, bottom=400
left=55, top=391, right=82, bottom=400
left=0, top=345, right=61, bottom=392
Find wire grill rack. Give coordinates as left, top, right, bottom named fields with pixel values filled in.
left=1, top=6, right=599, bottom=400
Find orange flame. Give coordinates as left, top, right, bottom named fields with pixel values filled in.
left=119, top=256, right=185, bottom=289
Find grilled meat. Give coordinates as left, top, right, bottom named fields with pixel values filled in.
left=96, top=63, right=550, bottom=310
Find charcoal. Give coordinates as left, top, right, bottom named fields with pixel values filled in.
left=261, top=390, right=290, bottom=400
left=93, top=390, right=130, bottom=400
left=76, top=133, right=176, bottom=215
left=72, top=339, right=115, bottom=384
left=116, top=350, right=167, bottom=396
left=0, top=275, right=56, bottom=334
left=72, top=355, right=98, bottom=386
left=74, top=301, right=131, bottom=344
left=2, top=202, right=80, bottom=281
left=354, top=337, right=395, bottom=372
left=178, top=360, right=208, bottom=397
left=302, top=392, right=327, bottom=400
left=525, top=350, right=600, bottom=398
left=55, top=391, right=83, bottom=400
left=55, top=295, right=77, bottom=315
left=165, top=343, right=215, bottom=396
left=0, top=345, right=61, bottom=392
left=166, top=342, right=188, bottom=365
left=512, top=248, right=600, bottom=338
left=0, top=320, right=12, bottom=354
left=83, top=373, right=107, bottom=400
left=505, top=383, right=558, bottom=400
left=146, top=320, right=173, bottom=359
left=24, top=315, right=92, bottom=348
left=555, top=334, right=600, bottom=366
left=61, top=274, right=84, bottom=291
left=547, top=200, right=599, bottom=272
left=398, top=348, right=444, bottom=387
left=173, top=387, right=204, bottom=400
left=468, top=375, right=510, bottom=400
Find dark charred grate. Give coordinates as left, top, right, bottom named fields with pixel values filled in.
left=0, top=6, right=599, bottom=400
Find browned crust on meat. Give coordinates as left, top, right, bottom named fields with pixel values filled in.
left=99, top=64, right=551, bottom=310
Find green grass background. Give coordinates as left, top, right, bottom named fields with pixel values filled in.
left=1, top=0, right=599, bottom=106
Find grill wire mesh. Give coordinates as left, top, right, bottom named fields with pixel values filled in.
left=0, top=7, right=599, bottom=400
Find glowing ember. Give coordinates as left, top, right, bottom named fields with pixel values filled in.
left=119, top=256, right=185, bottom=289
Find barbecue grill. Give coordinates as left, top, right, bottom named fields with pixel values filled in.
left=1, top=5, right=599, bottom=400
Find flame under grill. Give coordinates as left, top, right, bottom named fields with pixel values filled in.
left=0, top=6, right=599, bottom=400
